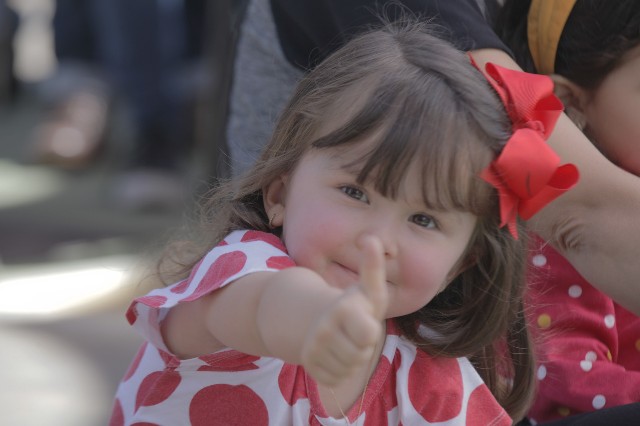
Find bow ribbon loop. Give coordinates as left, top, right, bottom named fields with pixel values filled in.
left=473, top=60, right=580, bottom=238
left=483, top=62, right=564, bottom=138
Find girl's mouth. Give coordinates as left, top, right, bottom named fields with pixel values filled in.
left=328, top=262, right=359, bottom=288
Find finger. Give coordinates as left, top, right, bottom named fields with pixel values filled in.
left=314, top=344, right=375, bottom=384
left=327, top=328, right=374, bottom=365
left=304, top=349, right=356, bottom=386
left=302, top=326, right=359, bottom=373
left=313, top=352, right=352, bottom=378
left=342, top=307, right=381, bottom=348
left=309, top=366, right=343, bottom=388
left=358, top=235, right=389, bottom=320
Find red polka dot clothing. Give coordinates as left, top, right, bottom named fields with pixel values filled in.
left=527, top=235, right=640, bottom=423
left=110, top=230, right=511, bottom=425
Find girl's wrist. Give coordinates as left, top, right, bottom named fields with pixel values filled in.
left=256, top=267, right=342, bottom=362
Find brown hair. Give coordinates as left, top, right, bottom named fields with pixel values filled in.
left=497, top=0, right=640, bottom=89
left=162, top=19, right=534, bottom=421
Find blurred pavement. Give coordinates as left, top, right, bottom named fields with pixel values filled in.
left=0, top=90, right=181, bottom=426
left=0, top=1, right=209, bottom=424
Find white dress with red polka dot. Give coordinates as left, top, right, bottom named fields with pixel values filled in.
left=109, top=230, right=511, bottom=426
left=527, top=235, right=640, bottom=423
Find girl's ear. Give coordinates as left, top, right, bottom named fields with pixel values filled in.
left=263, top=175, right=288, bottom=228
left=549, top=74, right=589, bottom=130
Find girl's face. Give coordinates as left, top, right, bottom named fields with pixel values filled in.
left=582, top=45, right=640, bottom=175
left=267, top=139, right=478, bottom=319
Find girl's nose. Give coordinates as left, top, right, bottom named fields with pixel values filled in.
left=363, top=221, right=398, bottom=258
left=382, top=237, right=398, bottom=258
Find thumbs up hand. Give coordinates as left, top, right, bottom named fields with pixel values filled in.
left=359, top=235, right=389, bottom=321
left=300, top=235, right=389, bottom=387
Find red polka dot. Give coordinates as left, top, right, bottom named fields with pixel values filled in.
left=175, top=257, right=205, bottom=294
left=386, top=320, right=401, bottom=336
left=383, top=352, right=399, bottom=410
left=159, top=350, right=178, bottom=367
left=362, top=405, right=388, bottom=426
left=170, top=278, right=190, bottom=294
left=137, top=295, right=168, bottom=308
left=308, top=413, right=319, bottom=425
left=278, top=364, right=307, bottom=405
left=189, top=384, right=268, bottom=426
left=184, top=251, right=248, bottom=301
left=409, top=352, right=462, bottom=422
left=123, top=342, right=148, bottom=381
left=147, top=307, right=160, bottom=330
left=126, top=305, right=138, bottom=325
left=198, top=352, right=260, bottom=372
left=266, top=255, right=295, bottom=269
left=241, top=230, right=287, bottom=252
left=466, top=384, right=508, bottom=426
left=197, top=363, right=259, bottom=372
left=135, top=371, right=181, bottom=411
left=241, top=230, right=267, bottom=242
left=361, top=355, right=393, bottom=426
left=109, top=399, right=124, bottom=426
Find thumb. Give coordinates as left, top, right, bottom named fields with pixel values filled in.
left=358, top=235, right=389, bottom=320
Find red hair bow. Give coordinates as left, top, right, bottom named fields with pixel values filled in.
left=474, top=60, right=579, bottom=238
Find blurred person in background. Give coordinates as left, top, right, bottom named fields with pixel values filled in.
left=0, top=0, right=19, bottom=105
left=496, top=0, right=640, bottom=423
left=34, top=0, right=206, bottom=210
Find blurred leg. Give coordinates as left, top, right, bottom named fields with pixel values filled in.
left=32, top=0, right=110, bottom=169
left=0, top=0, right=19, bottom=104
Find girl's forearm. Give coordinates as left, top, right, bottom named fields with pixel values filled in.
left=199, top=266, right=343, bottom=364
left=164, top=267, right=341, bottom=361
left=255, top=267, right=343, bottom=363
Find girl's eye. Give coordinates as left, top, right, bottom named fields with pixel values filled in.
left=341, top=186, right=368, bottom=202
left=410, top=214, right=437, bottom=229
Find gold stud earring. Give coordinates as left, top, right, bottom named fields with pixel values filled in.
left=269, top=213, right=277, bottom=228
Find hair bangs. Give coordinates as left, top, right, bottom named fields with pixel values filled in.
left=413, top=111, right=497, bottom=215
left=311, top=74, right=497, bottom=214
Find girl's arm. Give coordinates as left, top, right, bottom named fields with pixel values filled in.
left=472, top=48, right=640, bottom=315
left=162, top=236, right=388, bottom=386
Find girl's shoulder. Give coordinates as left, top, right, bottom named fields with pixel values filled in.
left=125, top=229, right=295, bottom=351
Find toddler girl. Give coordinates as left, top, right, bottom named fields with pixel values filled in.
left=110, top=19, right=576, bottom=425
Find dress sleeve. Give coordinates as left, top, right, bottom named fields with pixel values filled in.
left=527, top=236, right=640, bottom=423
left=125, top=230, right=295, bottom=351
left=269, top=0, right=510, bottom=70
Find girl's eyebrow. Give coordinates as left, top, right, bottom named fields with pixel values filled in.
left=327, top=153, right=363, bottom=175
left=323, top=158, right=349, bottom=173
left=337, top=162, right=361, bottom=174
